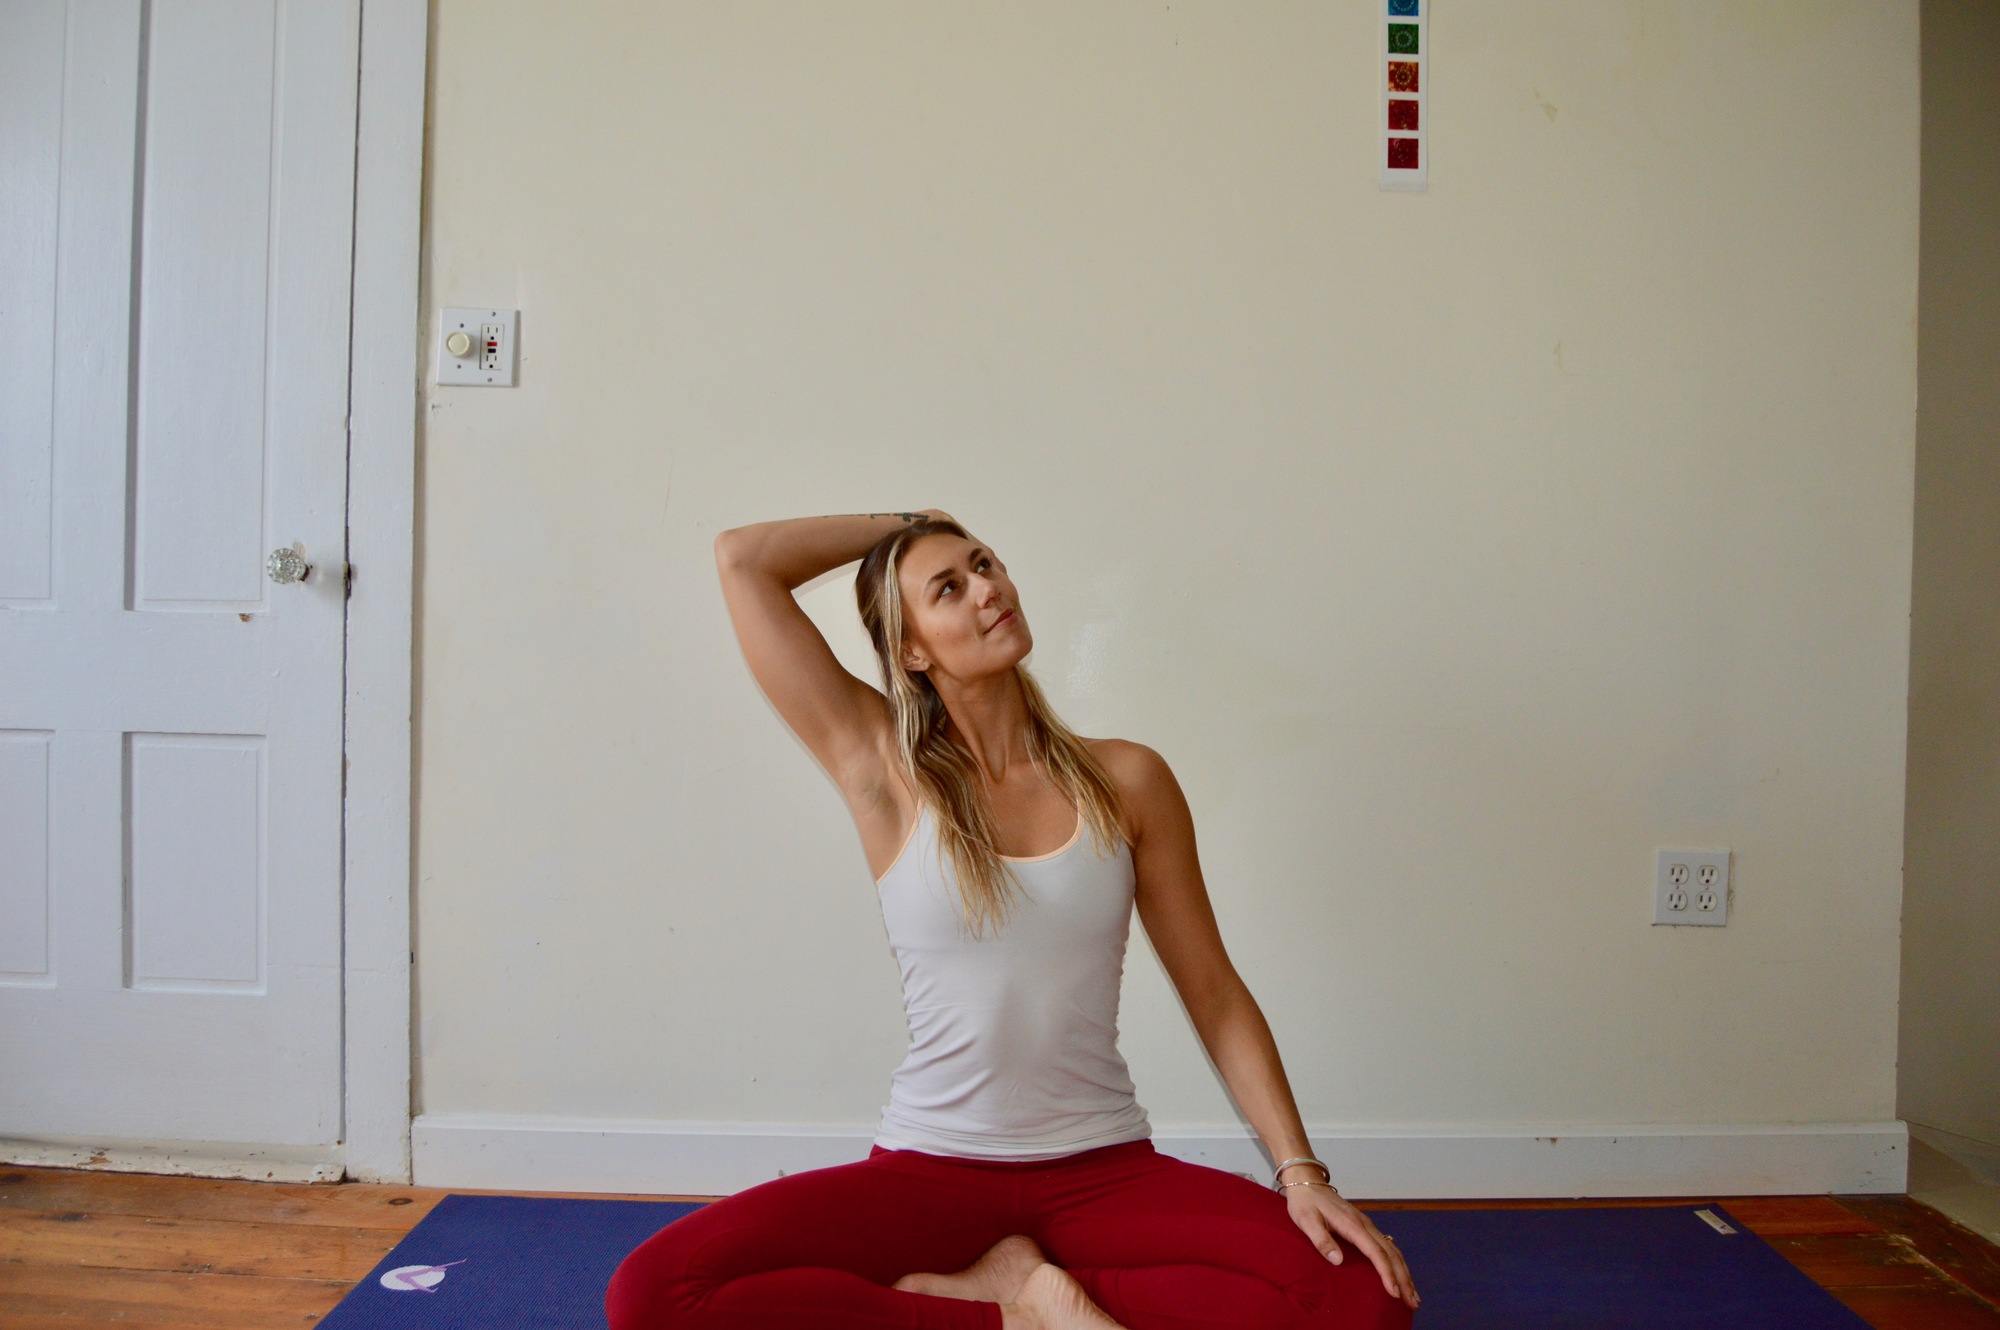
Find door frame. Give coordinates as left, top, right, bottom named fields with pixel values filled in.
left=342, top=0, right=427, bottom=1184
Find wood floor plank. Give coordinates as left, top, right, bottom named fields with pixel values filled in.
left=0, top=1205, right=399, bottom=1281
left=1831, top=1283, right=2000, bottom=1329
left=0, top=1167, right=443, bottom=1231
left=1771, top=1230, right=1958, bottom=1289
left=0, top=1263, right=348, bottom=1328
left=1841, top=1194, right=2000, bottom=1308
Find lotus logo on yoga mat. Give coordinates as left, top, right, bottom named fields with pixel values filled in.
left=377, top=1258, right=468, bottom=1293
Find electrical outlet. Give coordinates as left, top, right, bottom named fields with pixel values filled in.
left=1654, top=849, right=1730, bottom=926
left=438, top=306, right=518, bottom=386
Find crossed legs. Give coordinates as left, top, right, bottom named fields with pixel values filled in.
left=1019, top=1147, right=1414, bottom=1330
left=605, top=1149, right=1022, bottom=1328
left=603, top=1141, right=1413, bottom=1329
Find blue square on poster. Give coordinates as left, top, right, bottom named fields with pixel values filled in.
left=1390, top=0, right=1418, bottom=15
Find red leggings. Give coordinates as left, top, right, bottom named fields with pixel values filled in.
left=604, top=1138, right=1414, bottom=1329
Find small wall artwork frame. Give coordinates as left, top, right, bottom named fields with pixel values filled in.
left=1382, top=0, right=1426, bottom=191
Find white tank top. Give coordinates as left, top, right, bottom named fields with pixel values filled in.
left=869, top=797, right=1154, bottom=1160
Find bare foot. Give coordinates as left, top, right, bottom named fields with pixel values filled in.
left=1001, top=1261, right=1127, bottom=1329
left=892, top=1233, right=1049, bottom=1304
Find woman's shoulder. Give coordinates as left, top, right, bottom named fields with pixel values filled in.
left=1081, top=735, right=1132, bottom=764
left=1080, top=737, right=1171, bottom=848
left=1083, top=735, right=1161, bottom=768
left=1082, top=736, right=1171, bottom=801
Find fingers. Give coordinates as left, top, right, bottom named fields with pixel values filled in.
left=1303, top=1207, right=1421, bottom=1310
left=1320, top=1228, right=1396, bottom=1300
left=1373, top=1233, right=1420, bottom=1310
left=1343, top=1227, right=1418, bottom=1310
left=1365, top=1238, right=1398, bottom=1301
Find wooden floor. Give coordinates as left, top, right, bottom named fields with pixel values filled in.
left=3, top=1165, right=1998, bottom=1327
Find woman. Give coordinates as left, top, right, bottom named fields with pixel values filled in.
left=604, top=510, right=1419, bottom=1329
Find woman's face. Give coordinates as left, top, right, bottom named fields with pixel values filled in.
left=898, top=533, right=1030, bottom=678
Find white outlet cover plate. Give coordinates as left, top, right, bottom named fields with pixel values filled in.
left=1654, top=848, right=1731, bottom=926
left=439, top=306, right=517, bottom=386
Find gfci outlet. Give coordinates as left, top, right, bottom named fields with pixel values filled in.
left=1654, top=849, right=1731, bottom=927
left=438, top=307, right=518, bottom=386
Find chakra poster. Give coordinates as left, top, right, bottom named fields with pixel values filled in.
left=1382, top=0, right=1427, bottom=191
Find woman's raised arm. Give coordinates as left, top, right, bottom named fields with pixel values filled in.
left=711, top=511, right=935, bottom=792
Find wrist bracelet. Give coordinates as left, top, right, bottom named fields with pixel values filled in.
left=1271, top=1155, right=1336, bottom=1193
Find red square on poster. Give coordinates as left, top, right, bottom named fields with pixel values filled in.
left=1387, top=137, right=1419, bottom=169
left=1388, top=98, right=1419, bottom=131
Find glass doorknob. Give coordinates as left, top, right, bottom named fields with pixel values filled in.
left=267, top=547, right=312, bottom=584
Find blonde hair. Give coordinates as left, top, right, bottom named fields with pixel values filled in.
left=855, top=518, right=1129, bottom=939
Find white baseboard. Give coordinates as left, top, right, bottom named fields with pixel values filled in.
left=1907, top=1121, right=2000, bottom=1186
left=1, top=1133, right=343, bottom=1182
left=410, top=1113, right=1909, bottom=1199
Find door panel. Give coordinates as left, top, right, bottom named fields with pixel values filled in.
left=0, top=0, right=357, bottom=1158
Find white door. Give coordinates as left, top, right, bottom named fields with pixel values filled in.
left=0, top=0, right=358, bottom=1173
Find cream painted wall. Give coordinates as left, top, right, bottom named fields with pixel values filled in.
left=413, top=2, right=1917, bottom=1170
left=1902, top=0, right=2000, bottom=1170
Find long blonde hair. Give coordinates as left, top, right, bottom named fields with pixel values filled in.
left=855, top=518, right=1129, bottom=939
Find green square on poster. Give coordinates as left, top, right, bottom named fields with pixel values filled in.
left=1388, top=22, right=1419, bottom=55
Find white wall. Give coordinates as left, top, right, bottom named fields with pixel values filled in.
left=410, top=1, right=1919, bottom=1193
left=1902, top=0, right=2000, bottom=1177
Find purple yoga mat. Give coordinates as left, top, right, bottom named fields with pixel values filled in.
left=314, top=1192, right=1872, bottom=1328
